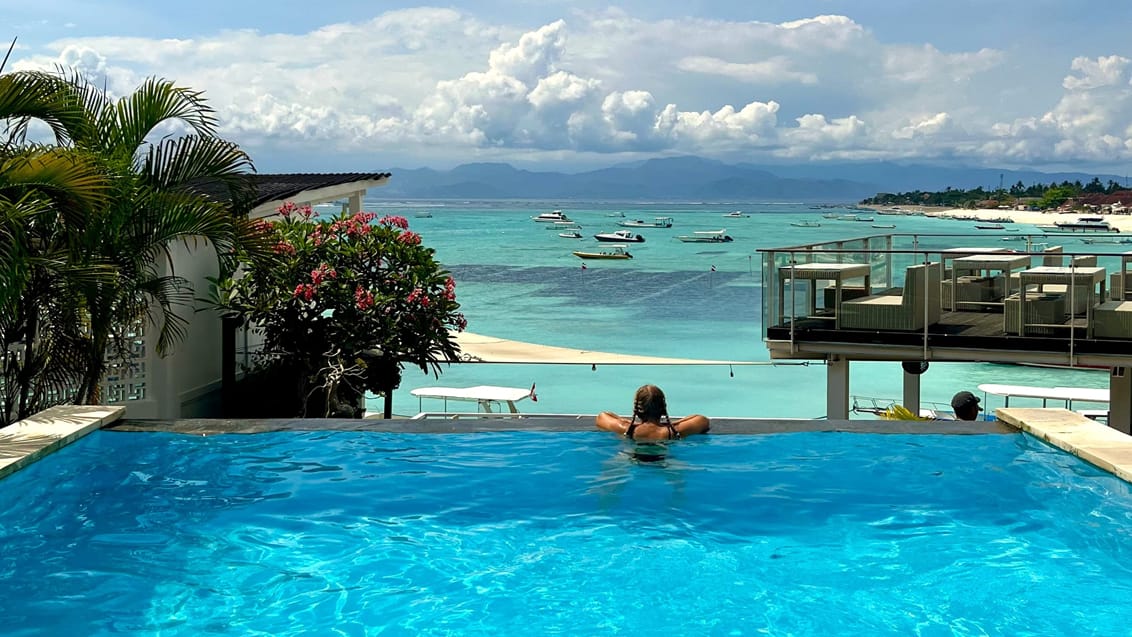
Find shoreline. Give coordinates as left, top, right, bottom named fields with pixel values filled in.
left=861, top=205, right=1132, bottom=233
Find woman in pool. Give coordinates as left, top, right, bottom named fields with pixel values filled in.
left=596, top=384, right=710, bottom=440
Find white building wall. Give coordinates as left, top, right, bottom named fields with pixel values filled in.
left=104, top=181, right=385, bottom=418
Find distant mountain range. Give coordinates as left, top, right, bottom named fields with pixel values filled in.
left=376, top=156, right=1126, bottom=202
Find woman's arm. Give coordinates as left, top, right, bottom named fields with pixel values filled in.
left=595, top=411, right=631, bottom=434
left=673, top=414, right=710, bottom=437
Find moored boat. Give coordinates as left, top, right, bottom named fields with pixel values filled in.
left=1047, top=216, right=1119, bottom=233
left=594, top=229, right=645, bottom=243
left=573, top=244, right=633, bottom=259
left=790, top=221, right=821, bottom=228
left=723, top=210, right=750, bottom=218
left=618, top=216, right=674, bottom=228
left=532, top=210, right=572, bottom=223
left=976, top=224, right=1005, bottom=230
left=676, top=229, right=733, bottom=243
left=559, top=230, right=583, bottom=239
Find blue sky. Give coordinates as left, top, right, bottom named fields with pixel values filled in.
left=5, top=1, right=1132, bottom=173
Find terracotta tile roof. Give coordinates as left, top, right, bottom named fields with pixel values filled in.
left=192, top=172, right=392, bottom=212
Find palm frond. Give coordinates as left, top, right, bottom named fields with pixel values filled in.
left=109, top=78, right=218, bottom=155
left=0, top=70, right=87, bottom=147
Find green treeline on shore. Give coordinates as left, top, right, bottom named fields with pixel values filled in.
left=863, top=177, right=1130, bottom=210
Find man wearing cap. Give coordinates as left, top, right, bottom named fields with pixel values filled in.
left=951, top=391, right=983, bottom=421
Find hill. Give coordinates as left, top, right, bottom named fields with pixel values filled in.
left=377, top=156, right=1124, bottom=202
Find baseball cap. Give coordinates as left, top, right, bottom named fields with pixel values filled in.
left=951, top=391, right=982, bottom=412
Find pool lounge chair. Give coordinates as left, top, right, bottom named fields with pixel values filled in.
left=1093, top=301, right=1132, bottom=339
left=840, top=263, right=942, bottom=331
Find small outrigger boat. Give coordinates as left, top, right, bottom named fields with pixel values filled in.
left=559, top=230, right=583, bottom=239
left=790, top=220, right=821, bottom=228
left=618, top=216, right=674, bottom=228
left=573, top=244, right=633, bottom=260
left=976, top=224, right=1005, bottom=230
left=676, top=229, right=733, bottom=243
left=594, top=229, right=645, bottom=242
left=723, top=210, right=750, bottom=218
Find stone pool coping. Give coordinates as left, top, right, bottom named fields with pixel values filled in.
left=0, top=405, right=125, bottom=480
left=995, top=407, right=1132, bottom=483
left=5, top=408, right=1132, bottom=485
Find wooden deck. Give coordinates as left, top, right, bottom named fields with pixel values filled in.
left=766, top=308, right=1132, bottom=358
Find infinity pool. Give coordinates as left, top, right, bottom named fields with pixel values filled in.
left=3, top=430, right=1132, bottom=635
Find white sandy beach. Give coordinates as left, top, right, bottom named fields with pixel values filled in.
left=868, top=205, right=1132, bottom=232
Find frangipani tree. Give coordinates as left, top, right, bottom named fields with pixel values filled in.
left=216, top=203, right=466, bottom=417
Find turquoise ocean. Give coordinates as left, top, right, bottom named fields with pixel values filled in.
left=360, top=200, right=1110, bottom=419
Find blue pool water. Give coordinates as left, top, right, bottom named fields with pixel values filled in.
left=4, top=430, right=1132, bottom=635
left=366, top=201, right=1114, bottom=418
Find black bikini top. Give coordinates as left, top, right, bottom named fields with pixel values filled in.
left=625, top=417, right=679, bottom=440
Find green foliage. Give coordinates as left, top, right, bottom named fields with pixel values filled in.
left=216, top=204, right=466, bottom=417
left=0, top=68, right=256, bottom=424
left=863, top=176, right=1129, bottom=210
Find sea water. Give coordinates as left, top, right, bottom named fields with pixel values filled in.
left=4, top=429, right=1132, bottom=636
left=363, top=201, right=1110, bottom=418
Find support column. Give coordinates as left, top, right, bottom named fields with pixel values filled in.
left=827, top=356, right=850, bottom=420
left=348, top=191, right=363, bottom=214
left=903, top=368, right=922, bottom=416
left=1110, top=367, right=1132, bottom=434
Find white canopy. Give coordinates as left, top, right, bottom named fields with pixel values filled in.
left=978, top=383, right=1110, bottom=406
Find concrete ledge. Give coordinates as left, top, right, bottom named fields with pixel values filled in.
left=104, top=416, right=1013, bottom=435
left=996, top=407, right=1132, bottom=483
left=0, top=405, right=125, bottom=480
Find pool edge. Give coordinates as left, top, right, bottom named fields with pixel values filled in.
left=0, top=405, right=125, bottom=480
left=997, top=407, right=1132, bottom=484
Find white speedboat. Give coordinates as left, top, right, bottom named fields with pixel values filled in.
left=559, top=230, right=583, bottom=239
left=790, top=221, right=821, bottom=228
left=676, top=229, right=733, bottom=243
left=1048, top=216, right=1118, bottom=233
left=723, top=211, right=750, bottom=218
left=532, top=210, right=572, bottom=223
left=618, top=216, right=673, bottom=228
left=594, top=229, right=645, bottom=243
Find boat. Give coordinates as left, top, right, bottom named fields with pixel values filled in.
left=1047, top=216, right=1119, bottom=233
left=558, top=230, right=583, bottom=239
left=414, top=211, right=433, bottom=218
left=532, top=210, right=572, bottom=223
left=573, top=244, right=633, bottom=260
left=547, top=221, right=582, bottom=230
left=871, top=224, right=895, bottom=229
left=822, top=213, right=840, bottom=219
left=618, top=216, right=674, bottom=228
left=594, top=230, right=645, bottom=243
left=410, top=384, right=537, bottom=415
left=722, top=211, right=750, bottom=218
left=976, top=224, right=1005, bottom=230
left=790, top=221, right=821, bottom=228
left=676, top=229, right=734, bottom=243
left=606, top=211, right=625, bottom=217
left=1081, top=236, right=1132, bottom=245
left=853, top=216, right=875, bottom=222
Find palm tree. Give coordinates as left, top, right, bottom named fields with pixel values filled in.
left=0, top=71, right=112, bottom=424
left=0, top=69, right=260, bottom=420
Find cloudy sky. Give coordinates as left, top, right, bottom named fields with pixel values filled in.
left=5, top=1, right=1132, bottom=173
